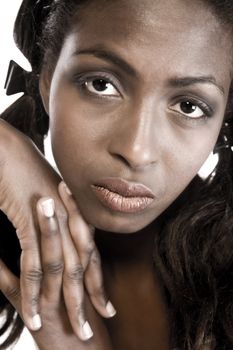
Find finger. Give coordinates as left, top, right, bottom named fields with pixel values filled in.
left=58, top=181, right=116, bottom=319
left=36, top=197, right=63, bottom=303
left=85, top=249, right=116, bottom=318
left=58, top=181, right=94, bottom=269
left=0, top=259, right=21, bottom=312
left=19, top=221, right=42, bottom=332
left=61, top=228, right=94, bottom=341
left=53, top=189, right=93, bottom=341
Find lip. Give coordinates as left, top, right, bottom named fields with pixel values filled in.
left=91, top=178, right=155, bottom=213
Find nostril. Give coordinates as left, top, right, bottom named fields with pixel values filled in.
left=112, top=153, right=132, bottom=167
left=111, top=152, right=156, bottom=171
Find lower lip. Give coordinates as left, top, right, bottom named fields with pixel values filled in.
left=91, top=185, right=154, bottom=213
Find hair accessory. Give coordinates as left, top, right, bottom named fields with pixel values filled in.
left=4, top=60, right=32, bottom=96
left=35, top=0, right=58, bottom=12
left=214, top=120, right=233, bottom=153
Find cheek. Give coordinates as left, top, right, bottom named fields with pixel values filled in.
left=49, top=110, right=103, bottom=193
left=50, top=126, right=90, bottom=177
left=160, top=127, right=221, bottom=195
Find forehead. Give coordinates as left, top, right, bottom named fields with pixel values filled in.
left=64, top=0, right=232, bottom=88
left=73, top=0, right=229, bottom=45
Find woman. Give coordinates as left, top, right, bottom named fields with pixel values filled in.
left=0, top=0, right=233, bottom=348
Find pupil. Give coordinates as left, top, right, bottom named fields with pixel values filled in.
left=93, top=79, right=108, bottom=92
left=180, top=101, right=196, bottom=114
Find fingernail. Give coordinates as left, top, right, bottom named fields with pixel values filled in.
left=82, top=321, right=93, bottom=340
left=106, top=301, right=116, bottom=317
left=63, top=182, right=72, bottom=195
left=31, top=314, right=42, bottom=331
left=40, top=198, right=55, bottom=218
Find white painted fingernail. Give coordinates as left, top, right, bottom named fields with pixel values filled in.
left=106, top=301, right=116, bottom=317
left=31, top=314, right=42, bottom=331
left=82, top=321, right=93, bottom=340
left=63, top=182, right=72, bottom=195
left=40, top=198, right=55, bottom=218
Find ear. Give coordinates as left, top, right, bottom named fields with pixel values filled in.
left=39, top=68, right=51, bottom=115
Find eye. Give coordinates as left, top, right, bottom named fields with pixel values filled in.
left=84, top=78, right=120, bottom=97
left=170, top=100, right=211, bottom=119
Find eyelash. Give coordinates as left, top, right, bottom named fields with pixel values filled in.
left=73, top=73, right=121, bottom=98
left=169, top=97, right=214, bottom=120
left=73, top=74, right=214, bottom=121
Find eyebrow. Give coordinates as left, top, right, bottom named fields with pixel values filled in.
left=73, top=48, right=225, bottom=95
left=168, top=76, right=225, bottom=95
left=73, top=47, right=138, bottom=77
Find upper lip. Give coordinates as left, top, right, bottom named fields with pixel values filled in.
left=93, top=177, right=155, bottom=198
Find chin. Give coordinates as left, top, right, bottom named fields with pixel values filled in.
left=84, top=209, right=157, bottom=234
left=77, top=194, right=166, bottom=234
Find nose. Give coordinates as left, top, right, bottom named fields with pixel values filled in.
left=108, top=100, right=159, bottom=170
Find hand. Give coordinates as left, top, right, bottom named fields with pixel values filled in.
left=0, top=120, right=115, bottom=339
left=0, top=194, right=113, bottom=350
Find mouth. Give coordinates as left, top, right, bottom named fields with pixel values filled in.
left=91, top=178, right=155, bottom=214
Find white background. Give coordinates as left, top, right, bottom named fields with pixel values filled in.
left=0, top=1, right=38, bottom=348
left=0, top=1, right=218, bottom=349
left=0, top=1, right=31, bottom=113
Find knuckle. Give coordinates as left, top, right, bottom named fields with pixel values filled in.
left=89, top=285, right=105, bottom=299
left=29, top=295, right=40, bottom=307
left=5, top=286, right=20, bottom=300
left=23, top=268, right=43, bottom=283
left=65, top=264, right=84, bottom=283
left=75, top=302, right=85, bottom=318
left=90, top=251, right=101, bottom=267
left=43, top=261, right=64, bottom=275
left=84, top=241, right=95, bottom=257
left=88, top=225, right=95, bottom=235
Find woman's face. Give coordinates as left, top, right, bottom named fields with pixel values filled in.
left=42, top=0, right=232, bottom=233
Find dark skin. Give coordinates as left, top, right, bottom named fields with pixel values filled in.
left=43, top=0, right=231, bottom=234
left=38, top=0, right=233, bottom=348
left=1, top=0, right=233, bottom=349
left=96, top=225, right=170, bottom=350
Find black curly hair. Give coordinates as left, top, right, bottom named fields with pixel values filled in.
left=1, top=0, right=233, bottom=348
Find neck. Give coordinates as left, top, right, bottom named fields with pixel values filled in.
left=95, top=220, right=161, bottom=266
